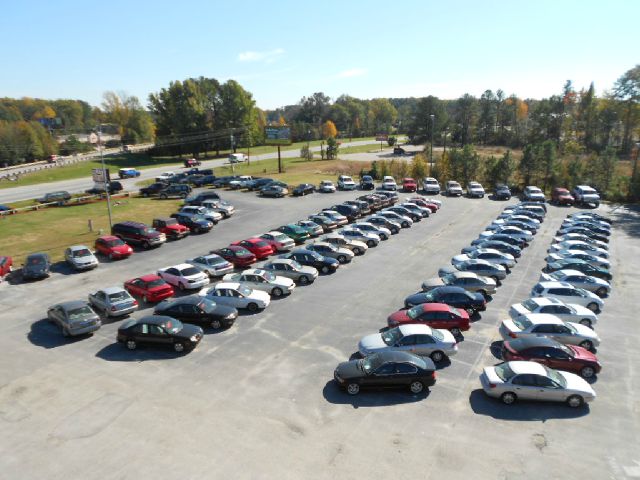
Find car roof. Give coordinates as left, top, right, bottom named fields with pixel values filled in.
left=269, top=258, right=294, bottom=265
left=375, top=350, right=427, bottom=365
left=398, top=324, right=433, bottom=336
left=508, top=360, right=547, bottom=375
left=507, top=337, right=561, bottom=351
left=99, top=286, right=127, bottom=295
left=161, top=296, right=201, bottom=306
left=137, top=315, right=174, bottom=325
left=419, top=303, right=451, bottom=312
left=27, top=252, right=49, bottom=259
left=525, top=297, right=562, bottom=307
left=57, top=300, right=89, bottom=310
left=552, top=269, right=584, bottom=277
left=68, top=245, right=91, bottom=251
left=162, top=263, right=193, bottom=270
left=537, top=281, right=575, bottom=289
left=97, top=235, right=119, bottom=241
left=215, top=282, right=241, bottom=290
left=521, top=313, right=564, bottom=325
left=264, top=230, right=287, bottom=236
left=433, top=285, right=467, bottom=294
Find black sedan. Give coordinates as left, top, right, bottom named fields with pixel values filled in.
left=154, top=296, right=237, bottom=330
left=22, top=252, right=51, bottom=280
left=493, top=185, right=511, bottom=200
left=462, top=240, right=522, bottom=258
left=280, top=249, right=339, bottom=274
left=360, top=175, right=375, bottom=190
left=292, top=183, right=316, bottom=196
left=334, top=351, right=436, bottom=395
left=117, top=315, right=203, bottom=353
left=192, top=175, right=217, bottom=187
left=404, top=286, right=486, bottom=313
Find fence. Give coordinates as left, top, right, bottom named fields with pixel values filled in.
left=0, top=191, right=135, bottom=216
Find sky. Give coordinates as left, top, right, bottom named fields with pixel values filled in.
left=1, top=0, right=638, bottom=110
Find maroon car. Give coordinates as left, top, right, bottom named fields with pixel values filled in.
left=408, top=197, right=439, bottom=213
left=387, top=303, right=470, bottom=336
left=211, top=246, right=257, bottom=267
left=502, top=336, right=601, bottom=379
left=551, top=187, right=575, bottom=206
left=231, top=238, right=274, bottom=259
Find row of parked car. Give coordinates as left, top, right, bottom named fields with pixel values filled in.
left=478, top=209, right=612, bottom=409
left=42, top=192, right=443, bottom=354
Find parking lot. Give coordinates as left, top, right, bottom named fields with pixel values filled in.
left=0, top=189, right=638, bottom=480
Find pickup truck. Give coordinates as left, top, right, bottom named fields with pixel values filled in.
left=572, top=185, right=600, bottom=207
left=152, top=218, right=190, bottom=240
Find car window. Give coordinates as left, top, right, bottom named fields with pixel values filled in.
left=149, top=325, right=165, bottom=335
left=532, top=324, right=555, bottom=333
left=554, top=325, right=572, bottom=334
left=375, top=363, right=396, bottom=375
left=395, top=364, right=418, bottom=374
left=399, top=335, right=416, bottom=346
left=416, top=334, right=435, bottom=344
left=535, top=375, right=560, bottom=388
left=511, top=374, right=537, bottom=386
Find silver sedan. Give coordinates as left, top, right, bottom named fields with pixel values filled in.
left=88, top=287, right=138, bottom=317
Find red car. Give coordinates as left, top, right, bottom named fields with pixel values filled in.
left=551, top=187, right=575, bottom=206
left=152, top=218, right=190, bottom=240
left=231, top=238, right=275, bottom=259
left=502, top=337, right=601, bottom=379
left=408, top=197, right=439, bottom=213
left=387, top=303, right=470, bottom=335
left=94, top=235, right=133, bottom=260
left=0, top=255, right=12, bottom=278
left=124, top=274, right=174, bottom=303
left=402, top=178, right=418, bottom=192
left=211, top=246, right=257, bottom=267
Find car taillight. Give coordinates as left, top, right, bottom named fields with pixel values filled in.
left=431, top=371, right=437, bottom=379
left=133, top=300, right=138, bottom=305
left=489, top=383, right=497, bottom=388
left=509, top=332, right=517, bottom=338
left=111, top=306, right=117, bottom=311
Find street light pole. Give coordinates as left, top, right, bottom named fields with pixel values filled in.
left=98, top=126, right=113, bottom=229
left=429, top=114, right=435, bottom=171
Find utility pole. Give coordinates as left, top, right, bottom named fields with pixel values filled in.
left=429, top=114, right=435, bottom=171
left=98, top=126, right=113, bottom=229
left=277, top=145, right=282, bottom=173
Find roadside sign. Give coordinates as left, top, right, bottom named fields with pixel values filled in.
left=92, top=168, right=110, bottom=183
left=376, top=133, right=389, bottom=141
left=264, top=126, right=292, bottom=145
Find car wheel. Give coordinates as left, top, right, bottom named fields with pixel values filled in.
left=430, top=351, right=445, bottom=363
left=178, top=282, right=186, bottom=291
left=108, top=252, right=115, bottom=261
left=501, top=392, right=517, bottom=405
left=450, top=327, right=461, bottom=336
left=298, top=275, right=310, bottom=285
left=381, top=234, right=389, bottom=240
left=402, top=222, right=409, bottom=228
left=586, top=302, right=600, bottom=313
left=173, top=342, right=185, bottom=353
left=409, top=381, right=424, bottom=394
left=194, top=227, right=201, bottom=234
left=354, top=248, right=364, bottom=256
left=142, top=241, right=150, bottom=249
left=491, top=276, right=500, bottom=283
left=321, top=265, right=330, bottom=274
left=566, top=395, right=584, bottom=408
left=337, top=255, right=347, bottom=264
left=466, top=307, right=475, bottom=316
left=210, top=319, right=222, bottom=329
left=247, top=302, right=259, bottom=312
left=579, top=340, right=594, bottom=351
left=142, top=192, right=149, bottom=197
left=62, top=327, right=70, bottom=337
left=180, top=193, right=187, bottom=198
left=126, top=339, right=137, bottom=350
left=272, top=287, right=283, bottom=297
left=595, top=287, right=607, bottom=298
left=479, top=290, right=488, bottom=299
left=579, top=318, right=593, bottom=328
left=160, top=194, right=168, bottom=199
left=392, top=227, right=399, bottom=234
left=366, top=240, right=375, bottom=247
left=346, top=383, right=360, bottom=395
left=580, top=366, right=596, bottom=379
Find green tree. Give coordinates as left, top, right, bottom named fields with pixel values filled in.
left=369, top=98, right=397, bottom=134
left=612, top=64, right=640, bottom=153
left=326, top=136, right=339, bottom=159
left=449, top=144, right=481, bottom=184
left=410, top=152, right=428, bottom=181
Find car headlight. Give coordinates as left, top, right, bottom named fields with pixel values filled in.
left=190, top=335, right=199, bottom=342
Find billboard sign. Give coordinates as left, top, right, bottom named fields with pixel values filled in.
left=92, top=168, right=110, bottom=183
left=375, top=133, right=389, bottom=142
left=264, top=126, right=292, bottom=145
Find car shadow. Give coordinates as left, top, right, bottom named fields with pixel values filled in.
left=490, top=341, right=504, bottom=360
left=27, top=319, right=91, bottom=349
left=95, top=343, right=186, bottom=362
left=469, top=311, right=483, bottom=322
left=468, top=389, right=590, bottom=420
left=349, top=351, right=362, bottom=361
left=50, top=262, right=81, bottom=276
left=322, top=380, right=430, bottom=408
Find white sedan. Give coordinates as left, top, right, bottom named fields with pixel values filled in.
left=339, top=228, right=380, bottom=247
left=358, top=324, right=457, bottom=362
left=318, top=180, right=336, bottom=193
left=351, top=221, right=391, bottom=240
left=531, top=281, right=604, bottom=312
left=222, top=268, right=295, bottom=297
left=539, top=269, right=610, bottom=298
left=157, top=263, right=210, bottom=291
left=479, top=361, right=596, bottom=407
left=260, top=231, right=295, bottom=252
left=509, top=297, right=598, bottom=328
left=553, top=233, right=608, bottom=250
left=199, top=282, right=270, bottom=312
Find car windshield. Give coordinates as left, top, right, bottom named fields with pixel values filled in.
left=494, top=363, right=516, bottom=381
left=207, top=256, right=226, bottom=265
left=308, top=251, right=323, bottom=261
left=274, top=233, right=289, bottom=242
left=449, top=306, right=462, bottom=317
left=261, top=271, right=276, bottom=282
left=431, top=329, right=445, bottom=341
left=143, top=227, right=159, bottom=234
left=512, top=317, right=532, bottom=330
left=290, top=260, right=303, bottom=270
left=521, top=299, right=538, bottom=312
left=238, top=286, right=252, bottom=296
left=361, top=354, right=384, bottom=373
left=381, top=327, right=402, bottom=345
left=558, top=344, right=574, bottom=356
left=72, top=249, right=92, bottom=257
left=576, top=287, right=590, bottom=297
left=67, top=306, right=93, bottom=320
left=108, top=291, right=129, bottom=302
left=442, top=273, right=455, bottom=284
left=548, top=271, right=563, bottom=281
left=255, top=240, right=270, bottom=247
left=146, top=278, right=166, bottom=288
left=106, top=239, right=125, bottom=247
left=200, top=298, right=217, bottom=312
left=544, top=366, right=567, bottom=388
left=236, top=248, right=253, bottom=257
left=181, top=267, right=201, bottom=276
left=27, top=256, right=45, bottom=265
left=161, top=318, right=183, bottom=334
left=406, top=306, right=422, bottom=320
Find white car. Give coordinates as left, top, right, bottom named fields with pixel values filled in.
left=509, top=297, right=598, bottom=328
left=553, top=233, right=608, bottom=250
left=445, top=181, right=463, bottom=196
left=337, top=175, right=356, bottom=190
left=358, top=324, right=458, bottom=362
left=339, top=228, right=380, bottom=247
left=199, top=282, right=270, bottom=311
left=229, top=175, right=253, bottom=189
left=546, top=251, right=610, bottom=269
left=179, top=205, right=223, bottom=223
left=491, top=217, right=540, bottom=230
left=377, top=210, right=413, bottom=228
left=539, top=269, right=610, bottom=298
left=452, top=248, right=515, bottom=270
left=523, top=185, right=546, bottom=202
left=157, top=263, right=210, bottom=291
left=222, top=268, right=295, bottom=297
left=321, top=234, right=368, bottom=256
left=351, top=221, right=391, bottom=240
left=320, top=210, right=348, bottom=225
left=466, top=181, right=485, bottom=198
left=260, top=231, right=295, bottom=252
left=186, top=254, right=234, bottom=278
left=155, top=171, right=175, bottom=182
left=400, top=202, right=430, bottom=218
left=479, top=361, right=596, bottom=407
left=499, top=313, right=600, bottom=351
left=562, top=217, right=610, bottom=230
left=201, top=199, right=235, bottom=218
left=261, top=259, right=319, bottom=285
left=548, top=240, right=608, bottom=258
left=531, top=281, right=604, bottom=313
left=422, top=177, right=440, bottom=194
left=318, top=180, right=336, bottom=193
left=381, top=176, right=398, bottom=191
left=64, top=245, right=99, bottom=271
left=479, top=226, right=533, bottom=243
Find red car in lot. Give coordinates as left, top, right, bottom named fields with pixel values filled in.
left=402, top=178, right=418, bottom=192
left=211, top=246, right=257, bottom=267
left=231, top=238, right=275, bottom=259
left=502, top=337, right=601, bottom=379
left=408, top=197, right=439, bottom=213
left=94, top=235, right=133, bottom=260
left=551, top=187, right=575, bottom=206
left=124, top=274, right=174, bottom=303
left=0, top=255, right=12, bottom=278
left=387, top=303, right=470, bottom=335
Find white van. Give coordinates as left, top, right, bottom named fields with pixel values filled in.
left=229, top=153, right=247, bottom=163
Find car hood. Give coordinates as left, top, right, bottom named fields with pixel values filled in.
left=71, top=256, right=97, bottom=265
left=174, top=323, right=203, bottom=340
left=112, top=245, right=132, bottom=254
left=558, top=371, right=596, bottom=396
left=452, top=254, right=469, bottom=264
left=570, top=304, right=597, bottom=317
left=210, top=304, right=238, bottom=318
left=297, top=265, right=318, bottom=276
left=571, top=322, right=600, bottom=340
left=388, top=310, right=410, bottom=324
left=358, top=333, right=387, bottom=353
left=249, top=290, right=271, bottom=302
left=335, top=360, right=364, bottom=380
left=273, top=276, right=296, bottom=288
left=509, top=304, right=529, bottom=317
left=405, top=292, right=430, bottom=306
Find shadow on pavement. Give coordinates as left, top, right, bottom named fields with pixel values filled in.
left=322, top=380, right=430, bottom=408
left=610, top=204, right=640, bottom=238
left=95, top=343, right=185, bottom=362
left=490, top=341, right=504, bottom=360
left=468, top=389, right=590, bottom=420
left=27, top=319, right=91, bottom=349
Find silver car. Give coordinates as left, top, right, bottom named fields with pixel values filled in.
left=480, top=361, right=596, bottom=407
left=261, top=259, right=318, bottom=285
left=306, top=242, right=354, bottom=264
left=447, top=258, right=507, bottom=281
left=530, top=281, right=604, bottom=312
left=376, top=210, right=413, bottom=228
left=201, top=199, right=235, bottom=218
left=351, top=221, right=391, bottom=240
left=338, top=228, right=380, bottom=247
left=179, top=205, right=223, bottom=223
left=88, top=287, right=138, bottom=317
left=422, top=271, right=497, bottom=297
left=451, top=249, right=515, bottom=271
left=64, top=245, right=99, bottom=271
left=539, top=269, right=610, bottom=298
left=187, top=254, right=234, bottom=278
left=322, top=234, right=368, bottom=256
left=358, top=324, right=457, bottom=362
left=548, top=241, right=608, bottom=258
left=222, top=268, right=295, bottom=297
left=546, top=251, right=610, bottom=269
left=47, top=300, right=101, bottom=337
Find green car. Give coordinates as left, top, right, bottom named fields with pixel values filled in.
left=277, top=224, right=310, bottom=244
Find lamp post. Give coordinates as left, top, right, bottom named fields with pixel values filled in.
left=429, top=114, right=435, bottom=172
left=98, top=126, right=113, bottom=229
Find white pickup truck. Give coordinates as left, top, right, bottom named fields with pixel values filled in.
left=572, top=185, right=600, bottom=207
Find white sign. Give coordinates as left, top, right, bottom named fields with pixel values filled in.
left=92, top=168, right=109, bottom=183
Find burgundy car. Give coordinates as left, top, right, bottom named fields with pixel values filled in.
left=212, top=246, right=257, bottom=267
left=94, top=235, right=133, bottom=260
left=551, top=187, right=575, bottom=206
left=502, top=336, right=601, bottom=379
left=387, top=303, right=470, bottom=336
left=124, top=274, right=174, bottom=303
left=402, top=178, right=418, bottom=192
left=408, top=197, right=439, bottom=213
left=231, top=238, right=275, bottom=259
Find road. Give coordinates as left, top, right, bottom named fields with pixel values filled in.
left=0, top=139, right=384, bottom=205
left=0, top=188, right=636, bottom=480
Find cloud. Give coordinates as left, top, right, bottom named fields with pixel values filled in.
left=237, top=48, right=284, bottom=63
left=335, top=68, right=367, bottom=79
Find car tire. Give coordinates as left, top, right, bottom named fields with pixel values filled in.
left=409, top=381, right=424, bottom=394
left=501, top=392, right=517, bottom=405
left=337, top=255, right=347, bottom=264
left=178, top=282, right=186, bottom=291
left=579, top=340, right=594, bottom=351
left=180, top=193, right=187, bottom=199
left=298, top=275, right=310, bottom=285
left=595, top=287, right=607, bottom=298
left=210, top=319, right=222, bottom=329
left=450, top=327, right=461, bottom=336
left=354, top=248, right=364, bottom=256
left=160, top=194, right=168, bottom=199
left=430, top=351, right=445, bottom=363
left=247, top=302, right=259, bottom=312
left=126, top=339, right=137, bottom=350
left=272, top=287, right=283, bottom=297
left=346, top=383, right=360, bottom=395
left=466, top=307, right=475, bottom=316
left=109, top=253, right=115, bottom=261
left=479, top=290, right=488, bottom=299
left=392, top=227, right=399, bottom=234
left=142, top=241, right=150, bottom=249
left=321, top=265, right=330, bottom=274
left=579, top=318, right=593, bottom=328
left=566, top=395, right=584, bottom=408
left=173, top=342, right=185, bottom=353
left=62, top=327, right=70, bottom=337
left=402, top=222, right=409, bottom=228
left=586, top=302, right=600, bottom=313
left=580, top=366, right=596, bottom=379
left=366, top=240, right=375, bottom=247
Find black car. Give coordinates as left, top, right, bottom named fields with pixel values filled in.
left=22, top=252, right=51, bottom=280
left=292, top=183, right=316, bottom=196
left=167, top=172, right=189, bottom=184
left=139, top=182, right=166, bottom=197
left=544, top=259, right=612, bottom=280
left=386, top=206, right=421, bottom=222
left=360, top=175, right=375, bottom=190
left=462, top=240, right=522, bottom=258
left=325, top=204, right=359, bottom=222
left=187, top=168, right=213, bottom=176
left=334, top=351, right=436, bottom=395
left=344, top=199, right=371, bottom=216
left=86, top=181, right=123, bottom=195
left=471, top=233, right=525, bottom=249
left=185, top=191, right=222, bottom=206
left=170, top=213, right=213, bottom=234
left=154, top=297, right=237, bottom=330
left=261, top=185, right=288, bottom=197
left=404, top=286, right=486, bottom=313
left=280, top=249, right=339, bottom=274
left=37, top=191, right=71, bottom=204
left=246, top=178, right=275, bottom=191
left=117, top=315, right=203, bottom=353
left=191, top=175, right=217, bottom=187
left=158, top=184, right=191, bottom=199
left=493, top=185, right=512, bottom=200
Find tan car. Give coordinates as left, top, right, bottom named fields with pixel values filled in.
left=321, top=233, right=368, bottom=256
left=421, top=271, right=497, bottom=298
